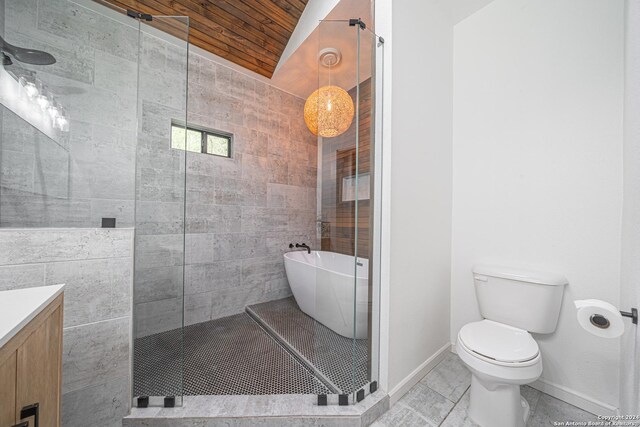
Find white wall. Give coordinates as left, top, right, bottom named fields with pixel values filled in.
left=386, top=0, right=453, bottom=398
left=374, top=0, right=393, bottom=394
left=273, top=0, right=340, bottom=73
left=451, top=0, right=624, bottom=414
left=435, top=0, right=495, bottom=25
left=620, top=0, right=640, bottom=415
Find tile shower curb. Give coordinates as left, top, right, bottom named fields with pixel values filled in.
left=246, top=297, right=369, bottom=395
left=122, top=391, right=390, bottom=427
left=245, top=304, right=341, bottom=394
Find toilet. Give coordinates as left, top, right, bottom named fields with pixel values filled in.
left=457, top=265, right=567, bottom=427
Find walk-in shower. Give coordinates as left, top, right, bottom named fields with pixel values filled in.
left=0, top=0, right=384, bottom=421
left=131, top=16, right=384, bottom=407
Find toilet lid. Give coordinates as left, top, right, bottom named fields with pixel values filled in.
left=459, top=320, right=539, bottom=363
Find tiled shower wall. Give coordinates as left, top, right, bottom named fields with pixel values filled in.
left=134, top=40, right=319, bottom=336
left=3, top=0, right=318, bottom=384
left=0, top=0, right=138, bottom=228
left=0, top=0, right=4, bottom=151
left=0, top=228, right=133, bottom=427
left=1, top=0, right=318, bottom=338
left=184, top=57, right=318, bottom=327
left=0, top=4, right=135, bottom=427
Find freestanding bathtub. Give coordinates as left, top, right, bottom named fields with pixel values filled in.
left=283, top=251, right=369, bottom=339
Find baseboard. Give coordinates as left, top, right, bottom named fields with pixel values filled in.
left=530, top=378, right=618, bottom=416
left=453, top=343, right=618, bottom=416
left=388, top=343, right=451, bottom=405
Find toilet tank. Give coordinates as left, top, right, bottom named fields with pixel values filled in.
left=473, top=265, right=568, bottom=334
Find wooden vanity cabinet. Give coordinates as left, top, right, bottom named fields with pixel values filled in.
left=0, top=294, right=63, bottom=427
left=0, top=352, right=17, bottom=426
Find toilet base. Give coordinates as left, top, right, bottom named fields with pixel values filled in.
left=468, top=375, right=530, bottom=427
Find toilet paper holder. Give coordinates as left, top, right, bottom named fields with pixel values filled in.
left=576, top=300, right=637, bottom=337
left=620, top=308, right=638, bottom=325
left=591, top=308, right=637, bottom=329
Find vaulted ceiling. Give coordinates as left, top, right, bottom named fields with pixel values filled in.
left=100, top=0, right=309, bottom=78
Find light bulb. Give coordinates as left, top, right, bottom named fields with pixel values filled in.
left=47, top=105, right=59, bottom=119
left=19, top=77, right=38, bottom=99
left=25, top=83, right=38, bottom=99
left=36, top=94, right=50, bottom=110
left=56, top=116, right=69, bottom=132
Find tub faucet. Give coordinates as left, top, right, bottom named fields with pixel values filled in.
left=296, top=243, right=311, bottom=254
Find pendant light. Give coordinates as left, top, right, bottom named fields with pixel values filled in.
left=304, top=48, right=354, bottom=138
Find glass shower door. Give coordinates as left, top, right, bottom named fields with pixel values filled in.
left=352, top=23, right=381, bottom=400
left=313, top=19, right=382, bottom=400
left=132, top=14, right=189, bottom=408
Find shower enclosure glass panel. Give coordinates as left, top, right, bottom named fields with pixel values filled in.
left=1, top=0, right=383, bottom=406
left=132, top=15, right=189, bottom=407
left=0, top=0, right=190, bottom=411
left=314, top=19, right=381, bottom=398
left=0, top=0, right=140, bottom=228
left=355, top=25, right=381, bottom=396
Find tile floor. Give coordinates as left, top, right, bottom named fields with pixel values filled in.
left=248, top=297, right=369, bottom=394
left=133, top=296, right=370, bottom=397
left=133, top=312, right=331, bottom=396
left=372, top=352, right=599, bottom=427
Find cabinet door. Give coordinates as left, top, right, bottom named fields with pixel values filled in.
left=16, top=305, right=62, bottom=427
left=0, top=352, right=16, bottom=426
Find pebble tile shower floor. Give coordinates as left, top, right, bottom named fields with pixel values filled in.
left=133, top=311, right=331, bottom=396
left=247, top=297, right=369, bottom=394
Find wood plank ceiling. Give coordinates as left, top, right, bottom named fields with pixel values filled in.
left=99, top=0, right=309, bottom=78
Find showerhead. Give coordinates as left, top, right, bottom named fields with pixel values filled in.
left=1, top=36, right=56, bottom=66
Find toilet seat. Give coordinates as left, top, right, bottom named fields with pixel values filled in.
left=458, top=320, right=539, bottom=366
left=457, top=327, right=542, bottom=387
left=457, top=320, right=544, bottom=427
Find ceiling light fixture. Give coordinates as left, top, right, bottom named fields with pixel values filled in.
left=304, top=48, right=354, bottom=138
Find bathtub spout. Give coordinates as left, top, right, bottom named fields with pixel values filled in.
left=295, top=243, right=311, bottom=254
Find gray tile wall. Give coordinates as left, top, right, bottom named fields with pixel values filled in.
left=3, top=0, right=319, bottom=391
left=134, top=40, right=318, bottom=336
left=133, top=29, right=188, bottom=339
left=1, top=0, right=138, bottom=228
left=0, top=0, right=3, bottom=170
left=0, top=0, right=4, bottom=36
left=0, top=228, right=134, bottom=427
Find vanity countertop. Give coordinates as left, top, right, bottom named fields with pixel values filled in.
left=0, top=284, right=64, bottom=349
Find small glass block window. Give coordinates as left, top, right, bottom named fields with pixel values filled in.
left=171, top=122, right=232, bottom=158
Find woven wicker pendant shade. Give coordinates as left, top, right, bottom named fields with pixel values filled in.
left=304, top=85, right=354, bottom=138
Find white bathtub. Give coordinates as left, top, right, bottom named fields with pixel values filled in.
left=283, top=251, right=369, bottom=339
